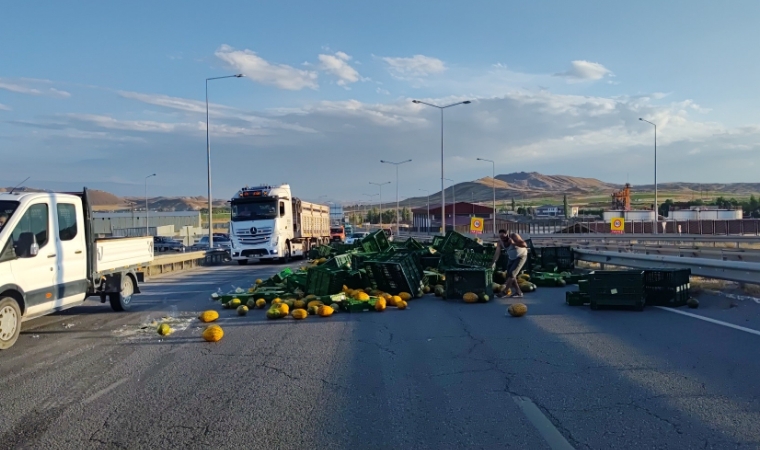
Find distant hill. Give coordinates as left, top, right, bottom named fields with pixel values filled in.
left=392, top=172, right=760, bottom=210
left=1, top=186, right=227, bottom=212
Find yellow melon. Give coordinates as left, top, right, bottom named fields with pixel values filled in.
left=202, top=325, right=224, bottom=342
left=230, top=298, right=242, bottom=308
left=463, top=292, right=479, bottom=303
left=198, top=310, right=219, bottom=323
left=355, top=292, right=370, bottom=301
left=507, top=303, right=528, bottom=317
left=157, top=323, right=172, bottom=336
left=399, top=292, right=412, bottom=302
left=255, top=298, right=267, bottom=309
left=317, top=305, right=334, bottom=317
left=294, top=300, right=306, bottom=309
left=292, top=309, right=308, bottom=320
left=397, top=300, right=408, bottom=310
left=375, top=298, right=387, bottom=312
left=278, top=303, right=290, bottom=316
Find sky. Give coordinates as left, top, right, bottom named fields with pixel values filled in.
left=1, top=0, right=759, bottom=204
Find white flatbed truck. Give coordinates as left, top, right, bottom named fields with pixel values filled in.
left=0, top=188, right=153, bottom=349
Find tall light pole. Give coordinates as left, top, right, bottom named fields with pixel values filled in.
left=144, top=173, right=156, bottom=236
left=639, top=118, right=658, bottom=234
left=412, top=99, right=472, bottom=233
left=206, top=73, right=244, bottom=248
left=362, top=193, right=378, bottom=226
left=419, top=188, right=431, bottom=234
left=443, top=178, right=456, bottom=231
left=380, top=159, right=412, bottom=235
left=369, top=181, right=390, bottom=228
left=476, top=157, right=496, bottom=236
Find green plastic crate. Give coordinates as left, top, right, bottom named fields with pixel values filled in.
left=445, top=268, right=493, bottom=299
left=363, top=253, right=424, bottom=296
left=305, top=268, right=349, bottom=296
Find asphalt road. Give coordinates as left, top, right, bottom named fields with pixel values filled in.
left=2, top=264, right=760, bottom=449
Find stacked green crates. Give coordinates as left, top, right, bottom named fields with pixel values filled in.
left=305, top=267, right=349, bottom=296
left=363, top=252, right=424, bottom=296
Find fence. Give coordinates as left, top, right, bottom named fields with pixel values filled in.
left=435, top=219, right=760, bottom=236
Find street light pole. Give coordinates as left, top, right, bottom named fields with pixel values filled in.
left=145, top=173, right=156, bottom=236
left=443, top=178, right=455, bottom=232
left=369, top=182, right=390, bottom=228
left=412, top=99, right=472, bottom=233
left=639, top=118, right=658, bottom=234
left=476, top=157, right=496, bottom=236
left=380, top=159, right=412, bottom=236
left=206, top=73, right=244, bottom=248
left=419, top=189, right=430, bottom=234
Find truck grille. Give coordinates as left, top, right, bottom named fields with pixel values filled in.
left=239, top=235, right=271, bottom=245
left=234, top=226, right=273, bottom=246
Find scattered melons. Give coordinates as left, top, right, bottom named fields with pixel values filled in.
left=255, top=298, right=267, bottom=309
left=463, top=292, right=479, bottom=303
left=292, top=309, right=308, bottom=320
left=317, top=305, right=334, bottom=317
left=237, top=305, right=249, bottom=316
left=157, top=323, right=172, bottom=336
left=375, top=298, right=387, bottom=312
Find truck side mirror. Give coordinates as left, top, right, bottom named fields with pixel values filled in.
left=15, top=232, right=38, bottom=258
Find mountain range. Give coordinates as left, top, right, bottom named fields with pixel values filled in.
left=4, top=172, right=760, bottom=211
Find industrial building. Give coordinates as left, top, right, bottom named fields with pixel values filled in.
left=412, top=202, right=494, bottom=231
left=667, top=207, right=743, bottom=221
left=92, top=211, right=202, bottom=236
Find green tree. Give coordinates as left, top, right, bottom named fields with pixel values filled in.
left=511, top=198, right=516, bottom=211
left=563, top=194, right=569, bottom=219
left=401, top=207, right=411, bottom=222
left=658, top=199, right=674, bottom=218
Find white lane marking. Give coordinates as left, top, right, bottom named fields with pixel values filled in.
left=512, top=395, right=575, bottom=450
left=82, top=377, right=129, bottom=405
left=655, top=306, right=760, bottom=337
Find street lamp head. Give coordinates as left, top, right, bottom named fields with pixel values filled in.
left=639, top=118, right=643, bottom=121
left=235, top=74, right=245, bottom=78
left=412, top=100, right=420, bottom=104
left=462, top=101, right=472, bottom=104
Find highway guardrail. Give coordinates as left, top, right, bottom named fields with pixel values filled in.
left=145, top=249, right=231, bottom=277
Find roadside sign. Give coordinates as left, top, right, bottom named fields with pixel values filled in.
left=611, top=218, right=624, bottom=234
left=470, top=217, right=484, bottom=234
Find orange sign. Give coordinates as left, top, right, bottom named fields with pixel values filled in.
left=470, top=217, right=484, bottom=234
left=611, top=218, right=624, bottom=234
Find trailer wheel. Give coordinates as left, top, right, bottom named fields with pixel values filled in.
left=0, top=297, right=22, bottom=350
left=109, top=275, right=135, bottom=312
left=281, top=242, right=292, bottom=264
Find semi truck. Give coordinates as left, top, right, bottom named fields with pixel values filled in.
left=0, top=188, right=154, bottom=350
left=228, top=184, right=330, bottom=264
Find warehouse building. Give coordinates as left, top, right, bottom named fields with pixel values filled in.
left=412, top=202, right=494, bottom=232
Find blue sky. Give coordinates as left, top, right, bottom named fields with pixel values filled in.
left=2, top=0, right=759, bottom=202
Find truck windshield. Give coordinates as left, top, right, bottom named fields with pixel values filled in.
left=231, top=199, right=278, bottom=222
left=0, top=201, right=19, bottom=231
left=330, top=228, right=343, bottom=234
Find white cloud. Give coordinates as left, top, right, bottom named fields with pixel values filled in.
left=0, top=103, right=10, bottom=111
left=379, top=54, right=446, bottom=78
left=0, top=79, right=71, bottom=98
left=318, top=51, right=362, bottom=86
left=7, top=80, right=760, bottom=201
left=214, top=45, right=318, bottom=90
left=554, top=60, right=613, bottom=82
left=376, top=87, right=390, bottom=95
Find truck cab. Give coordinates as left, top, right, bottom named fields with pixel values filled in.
left=330, top=225, right=345, bottom=242
left=228, top=184, right=330, bottom=265
left=0, top=189, right=153, bottom=350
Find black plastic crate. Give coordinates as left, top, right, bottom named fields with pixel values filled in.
left=587, top=270, right=645, bottom=310
left=418, top=255, right=441, bottom=270
left=540, top=246, right=574, bottom=271
left=643, top=269, right=691, bottom=307
left=644, top=269, right=691, bottom=287
left=566, top=291, right=590, bottom=306
left=445, top=268, right=494, bottom=299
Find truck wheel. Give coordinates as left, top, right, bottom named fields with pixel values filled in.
left=237, top=260, right=249, bottom=265
left=109, top=275, right=135, bottom=312
left=281, top=244, right=292, bottom=264
left=0, top=297, right=22, bottom=350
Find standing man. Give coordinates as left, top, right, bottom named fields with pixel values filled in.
left=492, top=231, right=528, bottom=298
